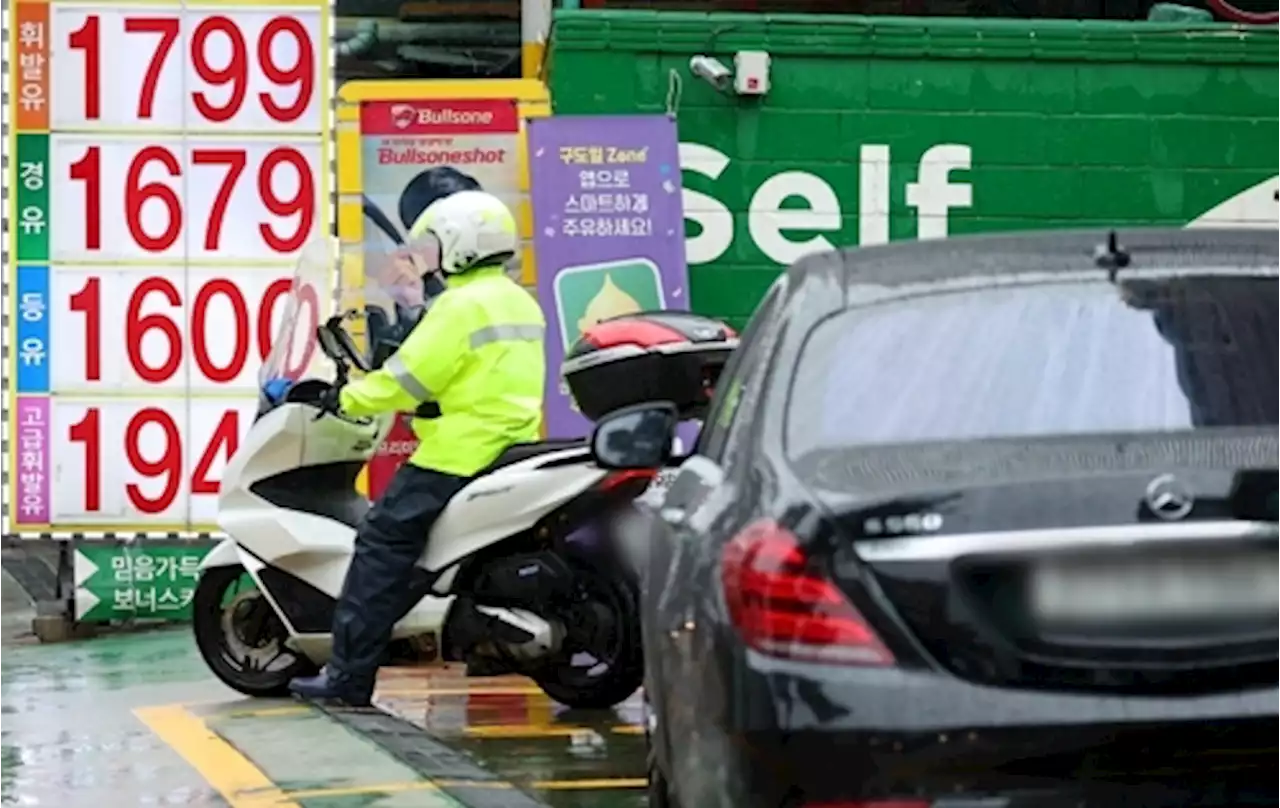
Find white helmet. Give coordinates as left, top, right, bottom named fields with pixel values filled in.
left=407, top=190, right=518, bottom=275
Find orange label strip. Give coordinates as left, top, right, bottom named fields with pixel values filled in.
left=14, top=1, right=52, bottom=131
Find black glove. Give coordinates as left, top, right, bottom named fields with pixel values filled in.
left=319, top=384, right=343, bottom=415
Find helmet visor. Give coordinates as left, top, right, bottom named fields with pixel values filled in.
left=367, top=233, right=441, bottom=306
left=404, top=232, right=443, bottom=275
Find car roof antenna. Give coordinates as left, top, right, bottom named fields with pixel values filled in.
left=1095, top=230, right=1132, bottom=282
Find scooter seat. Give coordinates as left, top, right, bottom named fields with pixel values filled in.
left=479, top=439, right=589, bottom=475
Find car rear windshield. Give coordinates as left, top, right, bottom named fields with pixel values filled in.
left=786, top=273, right=1279, bottom=457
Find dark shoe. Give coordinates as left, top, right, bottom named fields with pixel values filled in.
left=288, top=666, right=374, bottom=707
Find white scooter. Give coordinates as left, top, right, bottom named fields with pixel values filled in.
left=192, top=245, right=656, bottom=709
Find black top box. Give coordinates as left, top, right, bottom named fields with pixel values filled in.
left=562, top=311, right=738, bottom=422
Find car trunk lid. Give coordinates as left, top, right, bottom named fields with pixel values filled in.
left=806, top=456, right=1278, bottom=695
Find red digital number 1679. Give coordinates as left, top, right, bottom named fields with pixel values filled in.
left=68, top=144, right=314, bottom=253
left=68, top=14, right=314, bottom=123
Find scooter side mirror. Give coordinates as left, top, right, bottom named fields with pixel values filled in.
left=370, top=339, right=401, bottom=371
left=590, top=402, right=678, bottom=471
left=319, top=317, right=372, bottom=374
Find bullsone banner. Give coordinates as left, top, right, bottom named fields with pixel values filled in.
left=333, top=79, right=550, bottom=500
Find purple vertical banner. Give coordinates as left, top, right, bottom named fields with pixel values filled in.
left=529, top=115, right=693, bottom=440
left=15, top=396, right=51, bottom=524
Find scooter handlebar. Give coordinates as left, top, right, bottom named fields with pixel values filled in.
left=284, top=378, right=338, bottom=407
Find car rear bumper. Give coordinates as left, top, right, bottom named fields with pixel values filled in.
left=727, top=652, right=1278, bottom=807
left=740, top=651, right=1278, bottom=732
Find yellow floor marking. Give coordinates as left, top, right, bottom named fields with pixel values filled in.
left=534, top=778, right=646, bottom=790
left=134, top=704, right=300, bottom=808
left=430, top=779, right=513, bottom=790
left=611, top=725, right=645, bottom=735
left=138, top=701, right=645, bottom=803
left=281, top=780, right=444, bottom=799
left=279, top=777, right=643, bottom=799
left=220, top=705, right=312, bottom=719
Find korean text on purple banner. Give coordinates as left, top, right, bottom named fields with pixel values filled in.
left=558, top=146, right=653, bottom=238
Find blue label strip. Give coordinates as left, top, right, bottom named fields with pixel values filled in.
left=15, top=265, right=51, bottom=394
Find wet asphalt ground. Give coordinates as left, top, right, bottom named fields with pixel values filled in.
left=9, top=576, right=1279, bottom=808
left=2, top=579, right=646, bottom=808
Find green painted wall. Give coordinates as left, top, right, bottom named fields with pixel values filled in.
left=548, top=11, right=1279, bottom=327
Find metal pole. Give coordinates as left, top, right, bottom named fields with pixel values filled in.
left=522, top=0, right=555, bottom=77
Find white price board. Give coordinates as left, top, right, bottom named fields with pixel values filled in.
left=47, top=266, right=315, bottom=393
left=50, top=6, right=324, bottom=132
left=50, top=135, right=322, bottom=262
left=8, top=0, right=331, bottom=535
left=50, top=398, right=259, bottom=525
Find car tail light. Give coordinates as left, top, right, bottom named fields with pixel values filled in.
left=721, top=519, right=894, bottom=666
left=599, top=469, right=657, bottom=497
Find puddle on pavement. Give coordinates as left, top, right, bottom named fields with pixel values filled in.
left=1, top=604, right=651, bottom=808
left=1, top=625, right=232, bottom=806
left=209, top=706, right=431, bottom=795
left=374, top=668, right=648, bottom=808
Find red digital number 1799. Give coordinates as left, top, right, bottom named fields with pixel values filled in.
left=68, top=14, right=314, bottom=124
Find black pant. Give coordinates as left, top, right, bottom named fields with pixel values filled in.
left=329, top=464, right=469, bottom=686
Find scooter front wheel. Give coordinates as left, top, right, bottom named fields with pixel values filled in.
left=192, top=565, right=316, bottom=697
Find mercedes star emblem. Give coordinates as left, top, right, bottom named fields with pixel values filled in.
left=1144, top=474, right=1194, bottom=521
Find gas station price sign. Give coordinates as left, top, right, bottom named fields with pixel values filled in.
left=8, top=0, right=332, bottom=534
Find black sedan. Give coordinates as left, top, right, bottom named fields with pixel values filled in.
left=592, top=228, right=1279, bottom=808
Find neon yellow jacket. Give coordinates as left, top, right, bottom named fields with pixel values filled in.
left=339, top=265, right=546, bottom=477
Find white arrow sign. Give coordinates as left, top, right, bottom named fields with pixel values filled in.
left=73, top=549, right=100, bottom=588
left=74, top=588, right=101, bottom=620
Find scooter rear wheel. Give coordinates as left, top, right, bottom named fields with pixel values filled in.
left=531, top=559, right=644, bottom=710
left=193, top=565, right=317, bottom=697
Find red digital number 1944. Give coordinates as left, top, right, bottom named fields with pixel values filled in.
left=69, top=408, right=239, bottom=515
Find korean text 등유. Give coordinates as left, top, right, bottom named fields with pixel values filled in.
left=19, top=290, right=47, bottom=370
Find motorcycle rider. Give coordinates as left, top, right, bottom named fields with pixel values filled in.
left=289, top=190, right=547, bottom=706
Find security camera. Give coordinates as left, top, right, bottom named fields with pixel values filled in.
left=689, top=55, right=731, bottom=90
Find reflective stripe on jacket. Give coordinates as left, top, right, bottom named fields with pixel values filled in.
left=339, top=265, right=546, bottom=477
